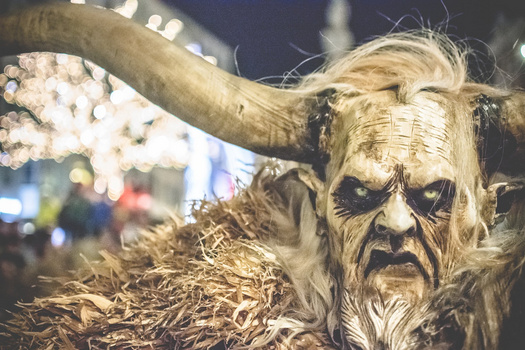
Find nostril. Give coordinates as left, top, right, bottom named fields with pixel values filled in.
left=390, top=234, right=403, bottom=253
left=405, top=225, right=416, bottom=237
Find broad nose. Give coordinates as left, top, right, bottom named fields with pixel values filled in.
left=374, top=193, right=416, bottom=236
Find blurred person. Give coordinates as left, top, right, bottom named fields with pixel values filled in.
left=0, top=220, right=27, bottom=321
left=57, top=183, right=92, bottom=242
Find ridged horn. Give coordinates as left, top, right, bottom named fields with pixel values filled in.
left=0, top=3, right=318, bottom=162
left=475, top=91, right=525, bottom=175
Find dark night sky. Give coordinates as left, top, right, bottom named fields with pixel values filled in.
left=162, top=0, right=525, bottom=82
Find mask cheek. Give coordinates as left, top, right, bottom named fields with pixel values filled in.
left=339, top=213, right=379, bottom=276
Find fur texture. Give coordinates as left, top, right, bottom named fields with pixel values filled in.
left=0, top=170, right=335, bottom=349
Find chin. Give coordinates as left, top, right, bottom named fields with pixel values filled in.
left=340, top=267, right=430, bottom=350
left=365, top=263, right=431, bottom=303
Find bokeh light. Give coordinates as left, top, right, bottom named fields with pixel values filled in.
left=0, top=3, right=200, bottom=201
left=0, top=0, right=224, bottom=203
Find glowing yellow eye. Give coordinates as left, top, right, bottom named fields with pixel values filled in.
left=423, top=189, right=439, bottom=200
left=354, top=187, right=369, bottom=198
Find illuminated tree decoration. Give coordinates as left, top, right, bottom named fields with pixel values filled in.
left=0, top=1, right=196, bottom=201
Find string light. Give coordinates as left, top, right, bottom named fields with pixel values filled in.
left=0, top=1, right=220, bottom=201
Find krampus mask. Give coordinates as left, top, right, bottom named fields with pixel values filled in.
left=1, top=3, right=525, bottom=349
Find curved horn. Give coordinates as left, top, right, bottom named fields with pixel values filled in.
left=0, top=3, right=317, bottom=162
left=476, top=91, right=525, bottom=175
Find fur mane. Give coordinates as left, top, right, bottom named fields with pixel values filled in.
left=295, top=30, right=502, bottom=98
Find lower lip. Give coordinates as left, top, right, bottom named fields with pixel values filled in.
left=364, top=249, right=429, bottom=280
left=369, top=262, right=422, bottom=278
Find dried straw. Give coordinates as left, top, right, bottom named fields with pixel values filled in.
left=0, top=173, right=334, bottom=349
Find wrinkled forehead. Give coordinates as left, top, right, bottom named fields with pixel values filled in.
left=330, top=90, right=456, bottom=186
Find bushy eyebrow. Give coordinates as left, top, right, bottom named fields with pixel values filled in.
left=332, top=176, right=390, bottom=217
left=406, top=180, right=456, bottom=218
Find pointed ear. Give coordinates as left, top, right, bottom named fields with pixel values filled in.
left=292, top=168, right=325, bottom=194
left=284, top=168, right=326, bottom=218
left=484, top=182, right=524, bottom=227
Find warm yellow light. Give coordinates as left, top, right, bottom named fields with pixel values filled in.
left=69, top=167, right=92, bottom=185
left=115, top=0, right=138, bottom=19
left=57, top=82, right=69, bottom=95
left=80, top=129, right=95, bottom=146
left=162, top=19, right=184, bottom=40
left=149, top=15, right=162, bottom=27
left=1, top=33, right=191, bottom=199
left=204, top=56, right=218, bottom=66
left=94, top=177, right=107, bottom=194
left=110, top=90, right=124, bottom=104
left=92, top=67, right=105, bottom=81
left=56, top=54, right=68, bottom=65
left=45, top=77, right=58, bottom=91
left=75, top=95, right=88, bottom=109
left=0, top=74, right=8, bottom=86
left=93, top=105, right=107, bottom=119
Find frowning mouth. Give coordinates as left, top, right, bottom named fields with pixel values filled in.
left=364, top=250, right=430, bottom=281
